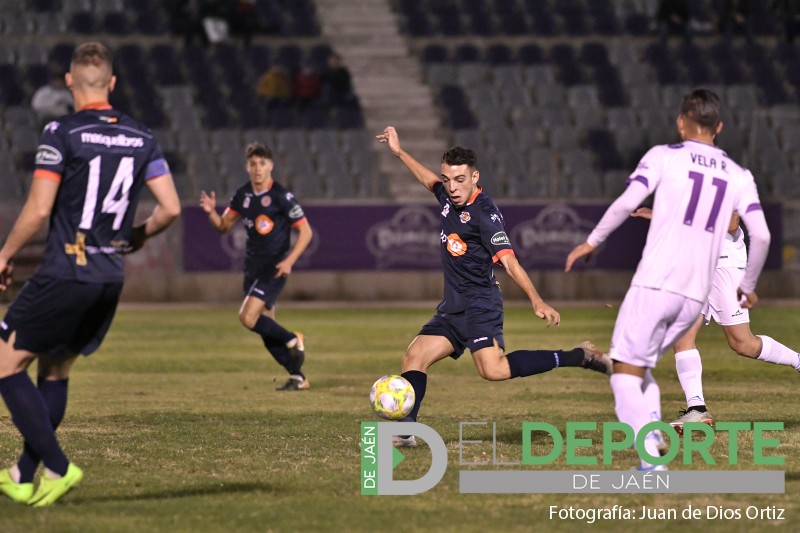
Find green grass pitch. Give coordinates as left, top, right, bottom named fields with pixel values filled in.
left=1, top=303, right=799, bottom=532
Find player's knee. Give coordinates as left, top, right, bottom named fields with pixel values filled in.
left=239, top=312, right=257, bottom=330
left=401, top=350, right=423, bottom=371
left=729, top=336, right=758, bottom=358
left=477, top=363, right=508, bottom=381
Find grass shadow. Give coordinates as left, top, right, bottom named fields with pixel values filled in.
left=73, top=481, right=277, bottom=504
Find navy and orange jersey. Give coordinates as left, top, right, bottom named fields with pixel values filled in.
left=432, top=181, right=514, bottom=313
left=225, top=179, right=307, bottom=276
left=32, top=103, right=170, bottom=283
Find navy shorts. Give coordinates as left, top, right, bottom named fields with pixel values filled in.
left=419, top=305, right=505, bottom=359
left=0, top=274, right=123, bottom=357
left=243, top=271, right=287, bottom=309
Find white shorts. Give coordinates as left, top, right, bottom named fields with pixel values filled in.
left=702, top=267, right=749, bottom=326
left=610, top=286, right=704, bottom=368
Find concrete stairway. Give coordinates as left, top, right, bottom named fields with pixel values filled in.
left=314, top=0, right=446, bottom=201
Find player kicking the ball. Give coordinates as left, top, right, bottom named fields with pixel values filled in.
left=200, top=143, right=313, bottom=391
left=377, top=126, right=611, bottom=447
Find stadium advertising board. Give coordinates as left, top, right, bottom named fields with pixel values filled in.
left=183, top=203, right=783, bottom=271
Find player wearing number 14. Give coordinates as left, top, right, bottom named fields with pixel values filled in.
left=0, top=42, right=180, bottom=505
left=566, top=88, right=771, bottom=470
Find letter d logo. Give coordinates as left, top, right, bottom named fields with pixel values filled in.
left=373, top=422, right=447, bottom=495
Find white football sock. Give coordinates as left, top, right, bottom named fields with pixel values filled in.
left=675, top=349, right=705, bottom=407
left=641, top=369, right=661, bottom=422
left=756, top=335, right=800, bottom=369
left=610, top=373, right=660, bottom=468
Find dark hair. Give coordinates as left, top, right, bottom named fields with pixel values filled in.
left=441, top=146, right=477, bottom=169
left=680, top=89, right=721, bottom=131
left=245, top=142, right=273, bottom=160
left=71, top=41, right=113, bottom=69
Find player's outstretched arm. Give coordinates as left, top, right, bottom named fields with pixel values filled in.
left=200, top=190, right=238, bottom=233
left=129, top=174, right=181, bottom=252
left=376, top=126, right=439, bottom=191
left=0, top=178, right=59, bottom=290
left=499, top=253, right=560, bottom=327
left=275, top=221, right=313, bottom=277
left=565, top=242, right=596, bottom=272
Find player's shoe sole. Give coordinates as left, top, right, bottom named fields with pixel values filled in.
left=28, top=463, right=83, bottom=507
left=575, top=341, right=613, bottom=376
left=669, top=409, right=714, bottom=436
left=0, top=468, right=34, bottom=503
left=276, top=376, right=310, bottom=391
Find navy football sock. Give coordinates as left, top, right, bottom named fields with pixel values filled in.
left=17, top=378, right=69, bottom=483
left=401, top=370, right=427, bottom=422
left=506, top=348, right=584, bottom=378
left=251, top=316, right=295, bottom=345
left=0, top=371, right=69, bottom=477
left=262, top=339, right=304, bottom=379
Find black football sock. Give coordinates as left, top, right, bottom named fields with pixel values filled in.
left=17, top=378, right=69, bottom=483
left=262, top=339, right=305, bottom=380
left=687, top=405, right=707, bottom=413
left=506, top=348, right=584, bottom=378
left=400, top=370, right=427, bottom=422
left=0, top=371, right=69, bottom=477
left=251, top=315, right=295, bottom=345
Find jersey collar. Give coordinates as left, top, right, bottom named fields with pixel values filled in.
left=80, top=102, right=113, bottom=111
left=465, top=186, right=482, bottom=206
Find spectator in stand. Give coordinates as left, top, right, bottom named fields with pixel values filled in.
left=257, top=63, right=292, bottom=109
left=657, top=0, right=692, bottom=41
left=293, top=61, right=322, bottom=110
left=166, top=0, right=206, bottom=46
left=31, top=75, right=74, bottom=128
left=773, top=0, right=800, bottom=43
left=229, top=0, right=258, bottom=49
left=716, top=0, right=753, bottom=42
left=322, top=53, right=356, bottom=107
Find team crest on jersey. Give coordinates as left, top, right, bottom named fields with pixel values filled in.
left=441, top=203, right=450, bottom=217
left=490, top=213, right=501, bottom=223
left=446, top=233, right=467, bottom=256
left=35, top=145, right=62, bottom=165
left=261, top=195, right=272, bottom=207
left=459, top=212, right=471, bottom=223
left=255, top=214, right=274, bottom=235
left=243, top=196, right=251, bottom=208
left=286, top=192, right=295, bottom=201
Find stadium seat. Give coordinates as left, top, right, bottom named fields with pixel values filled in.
left=35, top=12, right=67, bottom=34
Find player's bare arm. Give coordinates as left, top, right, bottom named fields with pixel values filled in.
left=0, top=178, right=59, bottom=290
left=275, top=221, right=313, bottom=278
left=376, top=126, right=439, bottom=190
left=200, top=190, right=239, bottom=233
left=564, top=242, right=597, bottom=272
left=500, top=253, right=560, bottom=327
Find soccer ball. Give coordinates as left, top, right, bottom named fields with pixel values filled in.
left=369, top=375, right=415, bottom=420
